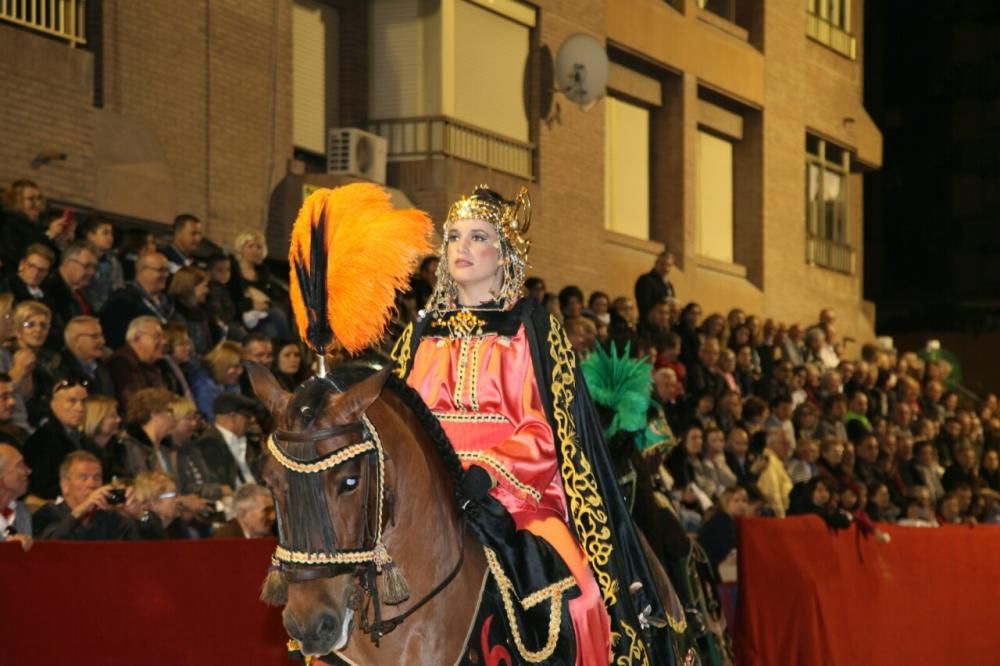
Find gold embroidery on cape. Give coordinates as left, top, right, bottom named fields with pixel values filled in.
left=433, top=411, right=508, bottom=424
left=390, top=322, right=413, bottom=378
left=469, top=338, right=481, bottom=410
left=484, top=546, right=576, bottom=663
left=431, top=309, right=486, bottom=339
left=546, top=314, right=618, bottom=606
left=614, top=621, right=651, bottom=666
left=456, top=451, right=542, bottom=502
left=453, top=336, right=471, bottom=411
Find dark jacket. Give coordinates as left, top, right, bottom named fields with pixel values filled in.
left=24, top=418, right=86, bottom=500
left=0, top=210, right=56, bottom=278
left=211, top=518, right=246, bottom=539
left=193, top=426, right=261, bottom=489
left=41, top=272, right=91, bottom=351
left=634, top=269, right=673, bottom=322
left=32, top=502, right=138, bottom=540
left=105, top=344, right=168, bottom=411
left=99, top=282, right=174, bottom=349
left=50, top=351, right=116, bottom=398
left=9, top=275, right=47, bottom=305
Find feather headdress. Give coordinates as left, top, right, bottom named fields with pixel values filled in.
left=288, top=183, right=433, bottom=357
left=580, top=343, right=653, bottom=438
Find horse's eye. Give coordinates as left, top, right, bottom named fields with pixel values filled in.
left=338, top=476, right=360, bottom=494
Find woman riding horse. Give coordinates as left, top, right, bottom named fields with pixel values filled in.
left=392, top=185, right=672, bottom=665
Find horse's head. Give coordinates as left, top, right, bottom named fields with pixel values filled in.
left=246, top=360, right=401, bottom=657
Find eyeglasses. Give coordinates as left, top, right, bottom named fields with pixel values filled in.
left=67, top=258, right=98, bottom=271
left=52, top=378, right=89, bottom=396
left=141, top=265, right=170, bottom=274
left=22, top=320, right=50, bottom=330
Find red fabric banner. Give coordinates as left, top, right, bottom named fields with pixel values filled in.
left=0, top=539, right=289, bottom=665
left=735, top=516, right=1000, bottom=666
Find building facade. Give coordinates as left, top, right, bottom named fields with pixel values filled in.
left=0, top=0, right=881, bottom=343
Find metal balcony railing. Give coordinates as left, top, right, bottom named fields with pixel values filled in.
left=806, top=10, right=856, bottom=59
left=1, top=0, right=86, bottom=45
left=807, top=236, right=856, bottom=274
left=368, top=116, right=534, bottom=180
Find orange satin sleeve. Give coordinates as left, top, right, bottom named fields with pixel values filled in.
left=405, top=325, right=568, bottom=523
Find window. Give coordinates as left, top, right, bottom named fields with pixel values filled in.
left=806, top=134, right=854, bottom=273
left=806, top=0, right=856, bottom=59
left=292, top=0, right=339, bottom=155
left=697, top=130, right=734, bottom=263
left=697, top=0, right=736, bottom=24
left=604, top=96, right=650, bottom=240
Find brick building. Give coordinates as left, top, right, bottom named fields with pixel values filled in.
left=0, top=0, right=881, bottom=344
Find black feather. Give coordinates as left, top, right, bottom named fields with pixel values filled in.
left=293, top=211, right=334, bottom=353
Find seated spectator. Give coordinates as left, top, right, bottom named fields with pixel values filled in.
left=106, top=316, right=169, bottom=411
left=31, top=451, right=138, bottom=540
left=687, top=338, right=724, bottom=402
left=10, top=243, right=55, bottom=304
left=8, top=300, right=59, bottom=427
left=866, top=481, right=900, bottom=523
left=787, top=477, right=851, bottom=528
left=701, top=427, right=738, bottom=498
left=0, top=294, right=30, bottom=432
left=132, top=470, right=190, bottom=540
left=194, top=393, right=261, bottom=488
left=756, top=428, right=793, bottom=517
left=117, top=228, right=158, bottom=282
left=169, top=266, right=221, bottom=355
left=0, top=373, right=28, bottom=449
left=741, top=396, right=770, bottom=435
left=607, top=296, right=639, bottom=353
left=909, top=440, right=946, bottom=506
left=81, top=395, right=126, bottom=481
left=163, top=214, right=204, bottom=274
left=733, top=345, right=757, bottom=397
left=0, top=443, right=33, bottom=550
left=272, top=340, right=310, bottom=392
left=697, top=486, right=748, bottom=579
left=160, top=322, right=195, bottom=400
left=981, top=449, right=1000, bottom=492
left=814, top=393, right=848, bottom=442
left=786, top=438, right=819, bottom=485
left=41, top=241, right=98, bottom=350
left=652, top=331, right=685, bottom=388
left=724, top=425, right=764, bottom=486
left=0, top=180, right=61, bottom=275
left=765, top=393, right=796, bottom=450
left=638, top=297, right=671, bottom=346
left=716, top=349, right=740, bottom=396
left=189, top=341, right=243, bottom=420
left=169, top=397, right=227, bottom=502
left=936, top=492, right=963, bottom=525
left=564, top=317, right=597, bottom=359
left=23, top=378, right=88, bottom=500
left=587, top=291, right=610, bottom=326
left=213, top=482, right=275, bottom=539
left=404, top=255, right=439, bottom=316
left=77, top=215, right=125, bottom=312
left=100, top=251, right=173, bottom=349
left=844, top=390, right=872, bottom=430
left=700, top=313, right=726, bottom=346
left=652, top=367, right=684, bottom=433
left=793, top=401, right=819, bottom=442
left=676, top=302, right=702, bottom=368
left=120, top=387, right=179, bottom=478
left=53, top=316, right=114, bottom=397
left=692, top=393, right=719, bottom=431
left=942, top=443, right=979, bottom=493
left=715, top=390, right=742, bottom=433
left=228, top=231, right=291, bottom=340
left=854, top=432, right=881, bottom=487
left=202, top=254, right=242, bottom=339
left=242, top=333, right=273, bottom=369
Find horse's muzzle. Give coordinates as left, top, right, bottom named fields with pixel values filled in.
left=284, top=609, right=342, bottom=656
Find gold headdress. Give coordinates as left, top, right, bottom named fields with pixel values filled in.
left=427, top=185, right=532, bottom=311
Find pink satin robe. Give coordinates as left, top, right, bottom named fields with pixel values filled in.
left=406, top=324, right=611, bottom=665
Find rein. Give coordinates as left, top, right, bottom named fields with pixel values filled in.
left=269, top=410, right=468, bottom=645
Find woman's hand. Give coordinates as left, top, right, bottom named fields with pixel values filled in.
left=246, top=287, right=270, bottom=312
left=9, top=348, right=36, bottom=382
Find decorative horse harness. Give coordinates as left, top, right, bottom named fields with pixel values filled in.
left=267, top=410, right=467, bottom=644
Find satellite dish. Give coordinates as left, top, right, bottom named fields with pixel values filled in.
left=554, top=33, right=608, bottom=107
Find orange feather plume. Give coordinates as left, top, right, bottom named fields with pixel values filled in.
left=288, top=183, right=433, bottom=355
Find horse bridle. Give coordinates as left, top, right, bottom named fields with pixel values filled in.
left=268, top=411, right=467, bottom=644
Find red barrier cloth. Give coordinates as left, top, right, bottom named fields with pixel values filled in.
left=735, top=516, right=1000, bottom=666
left=0, top=539, right=289, bottom=665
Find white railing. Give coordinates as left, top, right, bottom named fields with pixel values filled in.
left=0, top=0, right=86, bottom=45
left=807, top=236, right=855, bottom=274
left=806, top=11, right=855, bottom=59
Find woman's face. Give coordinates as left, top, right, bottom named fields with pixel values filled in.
left=590, top=295, right=609, bottom=315
left=563, top=296, right=583, bottom=319
left=684, top=305, right=703, bottom=328
left=277, top=344, right=301, bottom=375
left=984, top=450, right=999, bottom=472
left=241, top=238, right=266, bottom=265
left=446, top=219, right=502, bottom=301
left=150, top=484, right=180, bottom=525
left=706, top=431, right=726, bottom=455
left=872, top=485, right=890, bottom=507
left=822, top=443, right=845, bottom=466
left=812, top=482, right=831, bottom=507
left=725, top=490, right=749, bottom=517
left=172, top=413, right=196, bottom=445
left=99, top=407, right=122, bottom=436
left=684, top=429, right=703, bottom=456
left=172, top=335, right=193, bottom=364
left=223, top=362, right=243, bottom=386
left=18, top=313, right=50, bottom=349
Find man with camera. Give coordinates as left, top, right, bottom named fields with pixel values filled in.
left=31, top=451, right=138, bottom=540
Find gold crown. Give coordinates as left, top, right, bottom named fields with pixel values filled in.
left=445, top=185, right=531, bottom=265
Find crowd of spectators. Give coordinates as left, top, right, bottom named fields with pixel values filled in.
left=2, top=178, right=997, bottom=595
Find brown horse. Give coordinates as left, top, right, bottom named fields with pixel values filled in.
left=247, top=362, right=488, bottom=663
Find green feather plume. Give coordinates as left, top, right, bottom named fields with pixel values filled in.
left=580, top=342, right=653, bottom=439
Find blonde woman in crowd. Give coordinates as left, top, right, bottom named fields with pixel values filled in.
left=132, top=470, right=189, bottom=540
left=188, top=341, right=243, bottom=420
left=81, top=394, right=125, bottom=480
left=227, top=231, right=291, bottom=339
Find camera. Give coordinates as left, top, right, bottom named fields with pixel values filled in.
left=106, top=487, right=127, bottom=505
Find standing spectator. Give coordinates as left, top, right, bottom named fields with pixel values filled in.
left=780, top=324, right=805, bottom=368
left=189, top=341, right=244, bottom=420
left=10, top=243, right=55, bottom=304
left=31, top=451, right=138, bottom=540
left=163, top=214, right=204, bottom=274
left=168, top=266, right=221, bottom=355
left=23, top=379, right=88, bottom=500
left=53, top=317, right=114, bottom=398
left=41, top=241, right=98, bottom=349
left=194, top=393, right=261, bottom=489
left=100, top=251, right=174, bottom=349
left=0, top=444, right=32, bottom=549
left=634, top=250, right=675, bottom=324
left=757, top=428, right=794, bottom=517
left=212, top=483, right=275, bottom=538
left=78, top=215, right=125, bottom=312
left=106, top=316, right=169, bottom=411
left=119, top=387, right=178, bottom=478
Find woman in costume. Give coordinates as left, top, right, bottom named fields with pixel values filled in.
left=392, top=186, right=672, bottom=665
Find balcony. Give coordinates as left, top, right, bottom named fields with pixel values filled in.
left=807, top=236, right=855, bottom=274
left=806, top=10, right=856, bottom=59
left=368, top=116, right=534, bottom=181
left=1, top=0, right=86, bottom=45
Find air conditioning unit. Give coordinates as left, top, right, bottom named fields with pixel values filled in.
left=327, top=128, right=388, bottom=185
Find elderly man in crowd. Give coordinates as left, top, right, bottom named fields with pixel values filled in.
left=23, top=379, right=88, bottom=501
left=50, top=316, right=114, bottom=397
left=31, top=451, right=138, bottom=540
left=106, top=316, right=168, bottom=410
left=10, top=243, right=55, bottom=304
left=757, top=428, right=794, bottom=518
left=212, top=483, right=275, bottom=538
left=100, top=251, right=174, bottom=349
left=0, top=444, right=32, bottom=550
left=42, top=240, right=98, bottom=349
left=195, top=393, right=261, bottom=489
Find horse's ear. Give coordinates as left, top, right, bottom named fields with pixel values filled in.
left=244, top=361, right=291, bottom=416
left=340, top=366, right=391, bottom=420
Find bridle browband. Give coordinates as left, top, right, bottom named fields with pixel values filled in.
left=268, top=407, right=467, bottom=644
